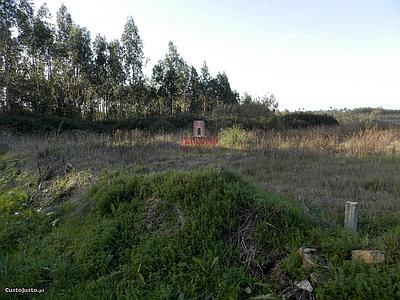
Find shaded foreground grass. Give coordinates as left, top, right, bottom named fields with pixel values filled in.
left=1, top=167, right=400, bottom=299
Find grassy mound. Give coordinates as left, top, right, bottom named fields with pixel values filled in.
left=0, top=168, right=309, bottom=299
left=0, top=167, right=399, bottom=299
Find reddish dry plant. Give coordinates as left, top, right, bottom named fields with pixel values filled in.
left=180, top=136, right=219, bottom=147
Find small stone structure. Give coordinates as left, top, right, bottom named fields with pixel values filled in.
left=180, top=119, right=217, bottom=147
left=193, top=120, right=205, bottom=137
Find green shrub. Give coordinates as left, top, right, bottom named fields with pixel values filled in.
left=278, top=112, right=339, bottom=129
left=218, top=126, right=249, bottom=148
left=0, top=153, right=23, bottom=194
left=376, top=226, right=400, bottom=263
left=308, top=227, right=361, bottom=265
left=0, top=190, right=29, bottom=213
left=316, top=262, right=400, bottom=300
left=278, top=250, right=308, bottom=280
left=88, top=174, right=140, bottom=215
left=0, top=207, right=51, bottom=251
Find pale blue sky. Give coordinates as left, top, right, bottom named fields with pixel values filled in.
left=34, top=0, right=400, bottom=110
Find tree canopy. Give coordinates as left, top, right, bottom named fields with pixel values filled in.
left=0, top=1, right=275, bottom=119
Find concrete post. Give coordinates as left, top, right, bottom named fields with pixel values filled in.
left=344, top=201, right=359, bottom=232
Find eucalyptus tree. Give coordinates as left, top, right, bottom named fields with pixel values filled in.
left=67, top=24, right=93, bottom=117
left=186, top=65, right=200, bottom=114
left=152, top=41, right=189, bottom=115
left=52, top=4, right=73, bottom=115
left=16, top=3, right=54, bottom=113
left=0, top=0, right=25, bottom=111
left=121, top=16, right=146, bottom=117
left=0, top=1, right=242, bottom=120
left=34, top=4, right=55, bottom=113
left=55, top=4, right=72, bottom=51
left=93, top=34, right=108, bottom=117
left=107, top=39, right=125, bottom=118
left=212, top=71, right=238, bottom=106
left=52, top=3, right=94, bottom=117
left=121, top=16, right=143, bottom=86
left=199, top=61, right=212, bottom=115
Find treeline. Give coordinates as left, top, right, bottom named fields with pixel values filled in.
left=1, top=1, right=269, bottom=120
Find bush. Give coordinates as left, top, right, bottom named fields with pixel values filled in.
left=211, top=103, right=275, bottom=130
left=278, top=112, right=339, bottom=129
left=0, top=112, right=197, bottom=134
left=0, top=190, right=29, bottom=213
left=218, top=126, right=249, bottom=148
left=88, top=174, right=140, bottom=215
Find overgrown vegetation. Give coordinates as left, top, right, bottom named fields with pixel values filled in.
left=2, top=112, right=400, bottom=298
left=0, top=168, right=300, bottom=298
left=1, top=165, right=400, bottom=299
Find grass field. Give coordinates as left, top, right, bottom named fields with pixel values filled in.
left=1, top=122, right=400, bottom=299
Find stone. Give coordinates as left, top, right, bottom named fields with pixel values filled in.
left=244, top=287, right=252, bottom=294
left=299, top=246, right=317, bottom=270
left=298, top=246, right=329, bottom=271
left=295, top=279, right=313, bottom=292
left=65, top=163, right=73, bottom=174
left=281, top=285, right=316, bottom=300
left=51, top=218, right=59, bottom=227
left=351, top=250, right=385, bottom=264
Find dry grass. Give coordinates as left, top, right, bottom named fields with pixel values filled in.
left=2, top=123, right=400, bottom=230
left=249, top=124, right=399, bottom=157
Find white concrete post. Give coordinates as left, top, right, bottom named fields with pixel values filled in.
left=344, top=201, right=359, bottom=232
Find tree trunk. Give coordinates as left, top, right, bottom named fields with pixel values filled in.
left=5, top=54, right=12, bottom=113
left=170, top=92, right=173, bottom=115
left=34, top=55, right=40, bottom=113
left=5, top=86, right=11, bottom=112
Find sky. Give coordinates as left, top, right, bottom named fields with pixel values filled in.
left=32, top=0, right=400, bottom=111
